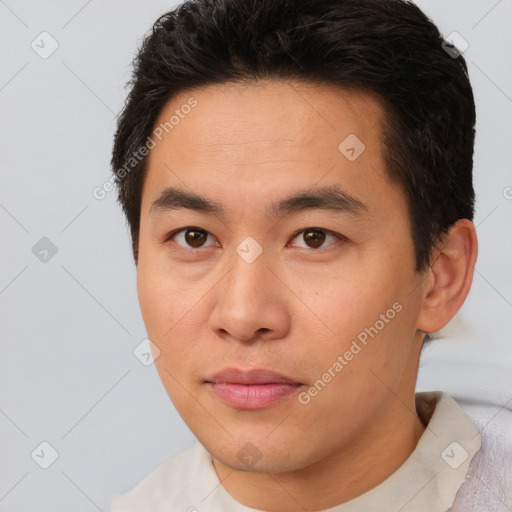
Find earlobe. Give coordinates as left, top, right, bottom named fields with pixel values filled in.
left=417, top=219, right=478, bottom=334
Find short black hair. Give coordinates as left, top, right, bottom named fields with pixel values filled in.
left=112, top=0, right=476, bottom=270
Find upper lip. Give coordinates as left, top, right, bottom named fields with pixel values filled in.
left=206, top=368, right=302, bottom=385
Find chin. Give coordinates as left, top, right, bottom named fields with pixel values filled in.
left=200, top=433, right=316, bottom=474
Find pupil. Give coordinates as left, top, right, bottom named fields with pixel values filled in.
left=186, top=229, right=205, bottom=248
left=304, top=230, right=325, bottom=248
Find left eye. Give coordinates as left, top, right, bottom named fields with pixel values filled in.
left=288, top=228, right=342, bottom=249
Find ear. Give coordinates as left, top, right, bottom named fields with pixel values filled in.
left=417, top=219, right=478, bottom=333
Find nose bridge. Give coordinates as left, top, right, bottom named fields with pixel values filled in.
left=209, top=236, right=288, bottom=342
left=226, top=237, right=269, bottom=304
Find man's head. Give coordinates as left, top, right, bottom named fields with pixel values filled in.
left=112, top=0, right=475, bottom=271
left=111, top=0, right=478, bottom=498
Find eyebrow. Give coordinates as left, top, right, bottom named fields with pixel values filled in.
left=149, top=184, right=367, bottom=219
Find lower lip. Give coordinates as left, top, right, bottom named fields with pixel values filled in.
left=207, top=382, right=302, bottom=409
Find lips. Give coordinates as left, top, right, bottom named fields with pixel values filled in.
left=205, top=368, right=303, bottom=409
left=207, top=368, right=301, bottom=385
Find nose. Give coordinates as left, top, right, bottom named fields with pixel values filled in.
left=208, top=247, right=291, bottom=344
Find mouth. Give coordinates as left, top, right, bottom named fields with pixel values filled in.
left=205, top=368, right=304, bottom=410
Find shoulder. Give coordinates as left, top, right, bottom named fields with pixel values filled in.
left=451, top=400, right=512, bottom=511
left=110, top=441, right=213, bottom=512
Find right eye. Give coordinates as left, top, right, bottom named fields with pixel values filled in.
left=164, top=227, right=220, bottom=250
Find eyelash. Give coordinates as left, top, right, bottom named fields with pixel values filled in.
left=163, top=226, right=347, bottom=252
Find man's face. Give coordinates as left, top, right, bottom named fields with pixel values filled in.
left=137, top=81, right=426, bottom=473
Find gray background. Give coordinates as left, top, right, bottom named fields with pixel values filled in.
left=1, top=1, right=511, bottom=510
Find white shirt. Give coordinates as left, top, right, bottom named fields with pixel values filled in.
left=110, top=392, right=485, bottom=511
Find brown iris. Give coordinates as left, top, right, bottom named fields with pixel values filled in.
left=184, top=229, right=208, bottom=248
left=302, top=229, right=326, bottom=249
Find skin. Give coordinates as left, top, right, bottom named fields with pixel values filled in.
left=136, top=80, right=477, bottom=511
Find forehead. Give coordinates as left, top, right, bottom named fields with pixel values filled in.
left=142, top=80, right=403, bottom=222
left=152, top=80, right=383, bottom=156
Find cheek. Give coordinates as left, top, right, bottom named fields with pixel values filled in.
left=137, top=263, right=164, bottom=334
left=300, top=265, right=418, bottom=387
left=136, top=248, right=184, bottom=339
left=137, top=263, right=195, bottom=399
left=137, top=236, right=217, bottom=325
left=296, top=265, right=399, bottom=342
left=136, top=251, right=209, bottom=377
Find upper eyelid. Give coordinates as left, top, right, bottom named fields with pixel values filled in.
left=289, top=227, right=339, bottom=238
